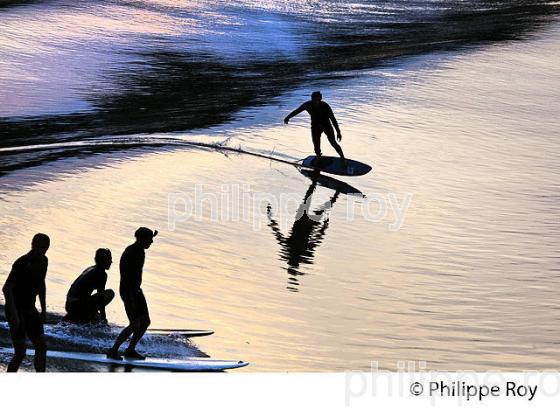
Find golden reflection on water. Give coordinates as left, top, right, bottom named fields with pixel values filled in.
left=0, top=146, right=416, bottom=371
left=1, top=24, right=560, bottom=371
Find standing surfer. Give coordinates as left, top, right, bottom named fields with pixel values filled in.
left=107, top=227, right=157, bottom=360
left=284, top=91, right=347, bottom=167
left=2, top=233, right=50, bottom=372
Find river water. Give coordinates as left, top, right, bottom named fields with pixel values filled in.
left=1, top=1, right=559, bottom=371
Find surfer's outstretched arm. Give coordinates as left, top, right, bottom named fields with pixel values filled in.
left=284, top=104, right=306, bottom=124
left=38, top=280, right=47, bottom=322
left=266, top=204, right=287, bottom=244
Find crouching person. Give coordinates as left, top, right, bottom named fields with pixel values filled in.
left=65, top=248, right=114, bottom=323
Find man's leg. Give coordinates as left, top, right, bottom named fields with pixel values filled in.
left=64, top=300, right=76, bottom=322
left=76, top=299, right=94, bottom=322
left=311, top=127, right=322, bottom=164
left=30, top=335, right=47, bottom=372
left=7, top=340, right=26, bottom=372
left=87, top=290, right=115, bottom=321
left=125, top=290, right=150, bottom=355
left=325, top=127, right=346, bottom=162
left=110, top=325, right=134, bottom=352
left=103, top=289, right=115, bottom=307
left=126, top=315, right=151, bottom=352
left=107, top=292, right=135, bottom=359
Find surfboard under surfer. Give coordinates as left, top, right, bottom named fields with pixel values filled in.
left=284, top=91, right=347, bottom=167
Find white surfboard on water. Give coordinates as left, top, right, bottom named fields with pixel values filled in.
left=0, top=347, right=249, bottom=372
left=2, top=322, right=215, bottom=340
left=147, top=329, right=214, bottom=338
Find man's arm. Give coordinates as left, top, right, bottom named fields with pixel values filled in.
left=38, top=281, right=47, bottom=322
left=3, top=262, right=21, bottom=327
left=266, top=204, right=287, bottom=244
left=97, top=276, right=107, bottom=320
left=38, top=259, right=48, bottom=321
left=2, top=281, right=19, bottom=327
left=327, top=104, right=341, bottom=135
left=284, top=103, right=307, bottom=124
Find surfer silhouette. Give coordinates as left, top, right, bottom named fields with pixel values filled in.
left=2, top=233, right=50, bottom=372
left=107, top=227, right=157, bottom=361
left=267, top=176, right=339, bottom=291
left=284, top=91, right=347, bottom=167
left=64, top=248, right=115, bottom=323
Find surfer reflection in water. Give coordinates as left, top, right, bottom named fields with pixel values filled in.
left=267, top=175, right=339, bottom=291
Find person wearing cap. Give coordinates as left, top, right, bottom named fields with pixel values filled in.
left=107, top=227, right=157, bottom=360
left=2, top=233, right=50, bottom=372
left=64, top=248, right=115, bottom=323
left=284, top=91, right=347, bottom=167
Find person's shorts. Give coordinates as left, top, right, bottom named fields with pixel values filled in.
left=121, top=289, right=149, bottom=322
left=311, top=124, right=335, bottom=139
left=6, top=306, right=44, bottom=342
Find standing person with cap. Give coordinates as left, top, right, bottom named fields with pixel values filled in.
left=107, top=227, right=157, bottom=360
left=2, top=233, right=50, bottom=372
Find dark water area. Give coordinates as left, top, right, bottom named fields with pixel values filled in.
left=0, top=0, right=34, bottom=8
left=1, top=0, right=559, bottom=160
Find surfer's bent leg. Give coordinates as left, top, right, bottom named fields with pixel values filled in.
left=6, top=307, right=27, bottom=372
left=110, top=325, right=134, bottom=351
left=103, top=289, right=115, bottom=307
left=7, top=340, right=26, bottom=372
left=311, top=127, right=322, bottom=158
left=7, top=309, right=46, bottom=372
left=128, top=315, right=151, bottom=351
left=125, top=290, right=150, bottom=352
left=325, top=126, right=345, bottom=160
left=31, top=334, right=47, bottom=372
left=89, top=290, right=115, bottom=311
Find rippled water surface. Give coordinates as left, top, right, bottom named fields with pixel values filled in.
left=1, top=1, right=560, bottom=371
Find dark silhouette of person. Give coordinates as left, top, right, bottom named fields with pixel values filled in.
left=107, top=227, right=157, bottom=361
left=267, top=176, right=340, bottom=290
left=64, top=248, right=115, bottom=323
left=284, top=91, right=347, bottom=167
left=2, top=233, right=50, bottom=372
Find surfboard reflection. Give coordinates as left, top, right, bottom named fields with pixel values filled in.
left=266, top=172, right=363, bottom=292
